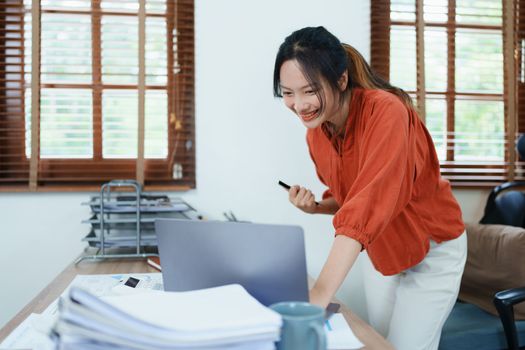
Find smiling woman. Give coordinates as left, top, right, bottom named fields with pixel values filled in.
left=273, top=26, right=467, bottom=350
left=279, top=59, right=348, bottom=130
left=274, top=27, right=412, bottom=138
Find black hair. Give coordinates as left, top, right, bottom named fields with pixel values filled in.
left=273, top=26, right=413, bottom=110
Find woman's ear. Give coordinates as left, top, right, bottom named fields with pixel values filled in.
left=338, top=71, right=348, bottom=91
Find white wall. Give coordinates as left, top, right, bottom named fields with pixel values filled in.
left=0, top=0, right=489, bottom=329
left=187, top=0, right=372, bottom=319
left=453, top=189, right=489, bottom=225
left=0, top=194, right=89, bottom=324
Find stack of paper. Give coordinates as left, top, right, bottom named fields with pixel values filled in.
left=51, top=284, right=282, bottom=350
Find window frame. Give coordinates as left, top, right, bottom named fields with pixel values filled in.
left=0, top=0, right=195, bottom=192
left=371, top=0, right=521, bottom=188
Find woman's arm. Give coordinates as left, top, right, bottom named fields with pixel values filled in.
left=315, top=196, right=340, bottom=215
left=309, top=235, right=362, bottom=308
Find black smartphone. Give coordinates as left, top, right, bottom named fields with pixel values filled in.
left=278, top=180, right=291, bottom=190
left=325, top=302, right=341, bottom=319
left=123, top=276, right=141, bottom=288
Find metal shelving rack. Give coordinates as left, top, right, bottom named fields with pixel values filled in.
left=76, top=180, right=196, bottom=263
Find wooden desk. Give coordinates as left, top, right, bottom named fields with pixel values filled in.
left=0, top=259, right=393, bottom=350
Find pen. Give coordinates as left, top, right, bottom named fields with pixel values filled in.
left=278, top=180, right=291, bottom=190
left=278, top=180, right=320, bottom=205
left=223, top=211, right=239, bottom=222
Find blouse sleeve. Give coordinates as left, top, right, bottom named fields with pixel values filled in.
left=333, top=97, right=415, bottom=249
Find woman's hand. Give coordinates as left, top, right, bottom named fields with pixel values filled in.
left=288, top=185, right=318, bottom=214
left=287, top=186, right=340, bottom=215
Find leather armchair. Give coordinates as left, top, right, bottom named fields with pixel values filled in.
left=440, top=183, right=525, bottom=350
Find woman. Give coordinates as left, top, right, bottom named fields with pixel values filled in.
left=274, top=26, right=466, bottom=350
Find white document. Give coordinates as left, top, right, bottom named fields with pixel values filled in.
left=99, top=284, right=281, bottom=333
left=55, top=336, right=275, bottom=350
left=42, top=273, right=163, bottom=317
left=325, top=313, right=364, bottom=350
left=53, top=284, right=282, bottom=349
left=1, top=273, right=163, bottom=349
left=61, top=284, right=281, bottom=341
left=0, top=313, right=54, bottom=350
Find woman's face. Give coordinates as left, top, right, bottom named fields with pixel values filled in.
left=279, top=59, right=342, bottom=129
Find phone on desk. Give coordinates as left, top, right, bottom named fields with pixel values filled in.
left=326, top=302, right=341, bottom=320
left=122, top=277, right=143, bottom=288
left=112, top=276, right=162, bottom=294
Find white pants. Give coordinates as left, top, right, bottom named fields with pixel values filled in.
left=362, top=232, right=467, bottom=350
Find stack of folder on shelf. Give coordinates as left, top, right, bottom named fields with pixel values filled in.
left=82, top=195, right=200, bottom=249
left=51, top=284, right=282, bottom=350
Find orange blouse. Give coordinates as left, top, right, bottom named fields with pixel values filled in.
left=307, top=88, right=464, bottom=276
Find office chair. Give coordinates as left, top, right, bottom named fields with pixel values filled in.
left=479, top=181, right=525, bottom=228
left=439, top=140, right=525, bottom=349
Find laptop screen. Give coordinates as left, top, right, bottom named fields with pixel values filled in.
left=155, top=219, right=309, bottom=306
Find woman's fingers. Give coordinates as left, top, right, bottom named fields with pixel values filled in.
left=288, top=186, right=316, bottom=213
left=303, top=190, right=314, bottom=206
left=288, top=185, right=300, bottom=202
left=294, top=187, right=307, bottom=205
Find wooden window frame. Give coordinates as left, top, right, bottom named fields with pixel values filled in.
left=371, top=0, right=522, bottom=188
left=0, top=0, right=195, bottom=192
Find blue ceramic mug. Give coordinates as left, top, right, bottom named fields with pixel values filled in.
left=270, top=301, right=327, bottom=350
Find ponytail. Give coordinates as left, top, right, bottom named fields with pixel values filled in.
left=273, top=27, right=413, bottom=110
left=342, top=44, right=414, bottom=108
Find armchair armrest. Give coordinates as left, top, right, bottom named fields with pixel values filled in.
left=493, top=287, right=525, bottom=350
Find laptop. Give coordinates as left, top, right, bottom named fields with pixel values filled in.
left=155, top=219, right=309, bottom=306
